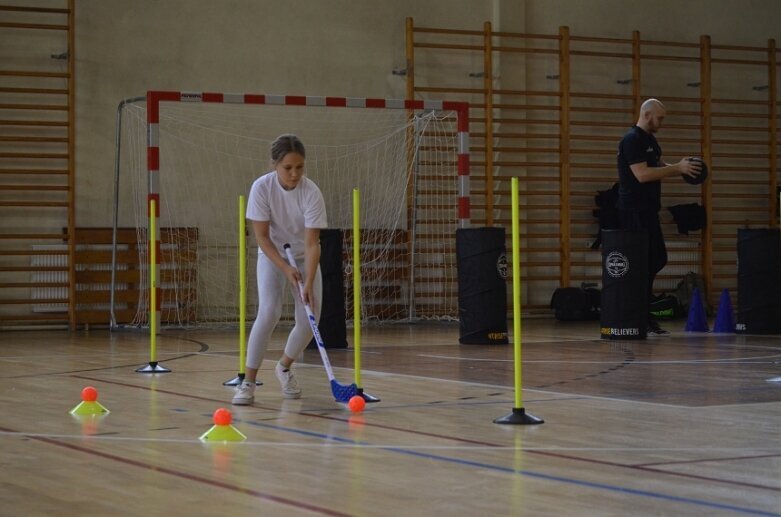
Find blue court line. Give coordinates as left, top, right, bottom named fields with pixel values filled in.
left=247, top=421, right=779, bottom=517
left=599, top=385, right=781, bottom=403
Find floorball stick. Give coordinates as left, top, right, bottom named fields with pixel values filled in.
left=283, top=244, right=358, bottom=403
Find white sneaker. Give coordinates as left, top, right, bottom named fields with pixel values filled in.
left=275, top=362, right=302, bottom=399
left=231, top=381, right=256, bottom=405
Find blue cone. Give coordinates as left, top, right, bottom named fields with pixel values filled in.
left=713, top=288, right=736, bottom=333
left=685, top=287, right=709, bottom=332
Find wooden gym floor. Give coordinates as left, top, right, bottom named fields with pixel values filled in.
left=0, top=319, right=779, bottom=516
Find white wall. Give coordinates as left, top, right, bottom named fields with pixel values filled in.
left=72, top=0, right=781, bottom=227
left=525, top=0, right=781, bottom=45
left=74, top=0, right=494, bottom=225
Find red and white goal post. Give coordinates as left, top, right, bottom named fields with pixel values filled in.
left=112, top=91, right=470, bottom=328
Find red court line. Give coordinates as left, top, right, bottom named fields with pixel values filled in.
left=72, top=375, right=510, bottom=446
left=532, top=450, right=779, bottom=492
left=72, top=375, right=780, bottom=493
left=0, top=425, right=355, bottom=517
left=636, top=453, right=781, bottom=468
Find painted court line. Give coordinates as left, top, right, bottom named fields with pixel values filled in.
left=1, top=430, right=776, bottom=457
left=70, top=375, right=778, bottom=495
left=417, top=353, right=781, bottom=364
left=247, top=420, right=779, bottom=517
left=0, top=425, right=352, bottom=517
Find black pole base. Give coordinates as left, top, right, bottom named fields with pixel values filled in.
left=357, top=387, right=381, bottom=403
left=223, top=373, right=263, bottom=387
left=135, top=362, right=171, bottom=374
left=494, top=407, right=544, bottom=425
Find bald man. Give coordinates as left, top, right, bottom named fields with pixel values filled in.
left=616, top=98, right=702, bottom=336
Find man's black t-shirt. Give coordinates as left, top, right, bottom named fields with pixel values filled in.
left=616, top=125, right=662, bottom=211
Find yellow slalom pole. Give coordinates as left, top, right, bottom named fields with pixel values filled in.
left=221, top=195, right=248, bottom=385
left=150, top=198, right=158, bottom=363
left=511, top=177, right=522, bottom=409
left=352, top=188, right=379, bottom=403
left=494, top=177, right=541, bottom=423
left=239, top=195, right=247, bottom=375
left=136, top=198, right=170, bottom=373
left=353, top=188, right=362, bottom=387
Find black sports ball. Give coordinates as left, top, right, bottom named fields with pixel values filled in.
left=683, top=157, right=708, bottom=185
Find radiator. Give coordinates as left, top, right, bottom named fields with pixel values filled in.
left=31, top=244, right=130, bottom=314
left=31, top=244, right=68, bottom=313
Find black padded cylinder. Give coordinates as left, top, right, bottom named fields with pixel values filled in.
left=600, top=230, right=649, bottom=340
left=737, top=228, right=781, bottom=335
left=456, top=227, right=509, bottom=344
left=308, top=229, right=348, bottom=349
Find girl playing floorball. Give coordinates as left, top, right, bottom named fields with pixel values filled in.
left=232, top=134, right=328, bottom=405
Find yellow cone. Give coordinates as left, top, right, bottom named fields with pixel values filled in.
left=69, top=400, right=110, bottom=416
left=199, top=424, right=247, bottom=442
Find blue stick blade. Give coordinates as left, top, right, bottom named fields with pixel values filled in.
left=331, top=380, right=358, bottom=403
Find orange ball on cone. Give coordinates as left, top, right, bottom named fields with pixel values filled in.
left=213, top=407, right=232, bottom=426
left=81, top=386, right=98, bottom=402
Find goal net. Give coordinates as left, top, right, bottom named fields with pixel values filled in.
left=112, top=92, right=469, bottom=328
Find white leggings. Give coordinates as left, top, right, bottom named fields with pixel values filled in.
left=245, top=252, right=322, bottom=369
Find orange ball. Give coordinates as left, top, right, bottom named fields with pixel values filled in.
left=347, top=395, right=366, bottom=413
left=213, top=407, right=232, bottom=426
left=81, top=386, right=98, bottom=402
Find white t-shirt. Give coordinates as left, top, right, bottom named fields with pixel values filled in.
left=246, top=171, right=328, bottom=259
